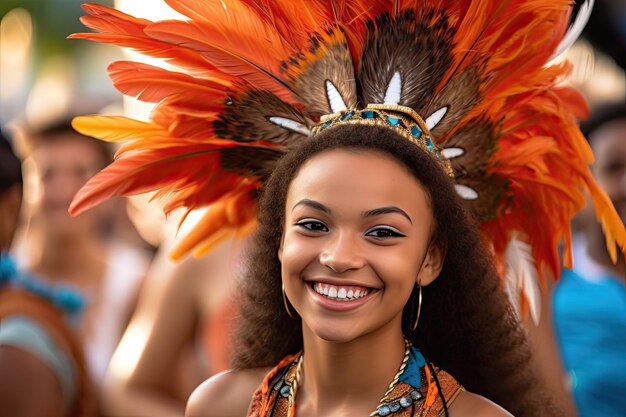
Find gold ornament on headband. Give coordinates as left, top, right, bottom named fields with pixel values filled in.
left=312, top=104, right=454, bottom=177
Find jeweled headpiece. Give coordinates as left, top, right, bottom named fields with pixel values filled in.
left=312, top=104, right=454, bottom=176
left=70, top=0, right=624, bottom=320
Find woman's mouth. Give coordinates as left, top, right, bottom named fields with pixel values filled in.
left=312, top=282, right=373, bottom=302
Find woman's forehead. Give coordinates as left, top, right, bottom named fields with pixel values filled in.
left=286, top=148, right=431, bottom=215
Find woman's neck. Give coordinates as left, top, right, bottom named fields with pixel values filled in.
left=298, top=321, right=406, bottom=416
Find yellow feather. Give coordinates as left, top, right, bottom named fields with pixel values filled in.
left=72, top=116, right=165, bottom=142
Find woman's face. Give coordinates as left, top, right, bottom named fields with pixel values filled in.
left=279, top=149, right=444, bottom=343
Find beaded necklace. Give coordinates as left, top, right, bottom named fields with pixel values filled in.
left=285, top=340, right=426, bottom=417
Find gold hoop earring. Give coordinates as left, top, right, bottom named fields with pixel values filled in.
left=412, top=281, right=422, bottom=332
left=282, top=284, right=297, bottom=320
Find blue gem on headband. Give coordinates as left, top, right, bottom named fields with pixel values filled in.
left=311, top=104, right=454, bottom=177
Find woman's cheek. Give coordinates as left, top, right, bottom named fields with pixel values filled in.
left=281, top=232, right=316, bottom=275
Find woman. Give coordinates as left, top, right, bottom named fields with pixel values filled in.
left=68, top=1, right=623, bottom=416
left=188, top=123, right=553, bottom=416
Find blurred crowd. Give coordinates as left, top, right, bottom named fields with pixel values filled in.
left=0, top=1, right=624, bottom=417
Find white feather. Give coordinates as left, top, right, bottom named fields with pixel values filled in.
left=454, top=184, right=478, bottom=200
left=268, top=117, right=311, bottom=136
left=504, top=235, right=542, bottom=324
left=549, top=0, right=595, bottom=61
left=442, top=147, right=464, bottom=159
left=384, top=71, right=402, bottom=105
left=425, top=107, right=448, bottom=131
left=325, top=80, right=347, bottom=113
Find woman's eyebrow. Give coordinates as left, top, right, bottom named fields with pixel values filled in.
left=292, top=199, right=331, bottom=213
left=362, top=207, right=413, bottom=224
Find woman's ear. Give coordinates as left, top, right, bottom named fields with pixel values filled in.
left=418, top=240, right=446, bottom=286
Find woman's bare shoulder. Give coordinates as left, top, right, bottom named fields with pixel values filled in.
left=186, top=367, right=271, bottom=417
left=448, top=390, right=513, bottom=417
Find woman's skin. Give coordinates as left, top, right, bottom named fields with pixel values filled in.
left=187, top=149, right=511, bottom=417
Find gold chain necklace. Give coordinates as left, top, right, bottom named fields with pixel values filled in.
left=286, top=340, right=411, bottom=417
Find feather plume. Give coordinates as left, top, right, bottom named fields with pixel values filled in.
left=170, top=189, right=257, bottom=259
left=504, top=235, right=542, bottom=324
left=71, top=4, right=218, bottom=76
left=72, top=116, right=166, bottom=142
left=107, top=61, right=229, bottom=103
left=214, top=89, right=311, bottom=147
left=550, top=0, right=595, bottom=60
left=281, top=29, right=357, bottom=115
left=359, top=9, right=455, bottom=112
left=69, top=0, right=625, bottom=298
left=144, top=16, right=295, bottom=102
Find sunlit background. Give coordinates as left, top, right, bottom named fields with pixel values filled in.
left=1, top=0, right=624, bottom=136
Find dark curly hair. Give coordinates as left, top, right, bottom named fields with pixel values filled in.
left=232, top=124, right=558, bottom=416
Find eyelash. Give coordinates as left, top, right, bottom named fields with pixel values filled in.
left=295, top=219, right=328, bottom=232
left=295, top=220, right=405, bottom=239
left=365, top=226, right=406, bottom=239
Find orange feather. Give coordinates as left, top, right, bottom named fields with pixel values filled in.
left=107, top=61, right=229, bottom=103
left=144, top=17, right=295, bottom=103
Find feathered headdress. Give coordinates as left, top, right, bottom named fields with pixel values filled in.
left=69, top=0, right=625, bottom=321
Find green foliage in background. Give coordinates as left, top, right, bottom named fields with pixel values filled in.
left=1, top=0, right=114, bottom=61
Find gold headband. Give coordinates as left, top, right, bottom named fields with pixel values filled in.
left=312, top=103, right=454, bottom=177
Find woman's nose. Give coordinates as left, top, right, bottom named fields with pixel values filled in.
left=319, top=232, right=366, bottom=273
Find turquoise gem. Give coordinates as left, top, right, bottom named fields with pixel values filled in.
left=400, top=396, right=413, bottom=407
left=389, top=402, right=401, bottom=412
left=340, top=111, right=354, bottom=121
left=410, top=125, right=422, bottom=138
left=426, top=137, right=434, bottom=151
left=321, top=121, right=331, bottom=129
left=386, top=117, right=401, bottom=126
left=361, top=110, right=376, bottom=119
left=378, top=405, right=391, bottom=416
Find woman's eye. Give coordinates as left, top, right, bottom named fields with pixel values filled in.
left=295, top=220, right=328, bottom=232
left=365, top=227, right=405, bottom=238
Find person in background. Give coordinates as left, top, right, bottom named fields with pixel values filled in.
left=0, top=129, right=96, bottom=417
left=553, top=102, right=626, bottom=417
left=13, top=118, right=150, bottom=390
left=101, top=221, right=241, bottom=417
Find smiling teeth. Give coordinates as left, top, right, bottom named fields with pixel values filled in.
left=313, top=283, right=370, bottom=301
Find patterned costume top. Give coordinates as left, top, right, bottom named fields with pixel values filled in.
left=248, top=346, right=462, bottom=417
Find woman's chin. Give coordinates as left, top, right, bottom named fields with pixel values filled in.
left=303, top=318, right=365, bottom=344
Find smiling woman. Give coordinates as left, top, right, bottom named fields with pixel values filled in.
left=187, top=124, right=551, bottom=417
left=280, top=148, right=438, bottom=344
left=67, top=1, right=624, bottom=416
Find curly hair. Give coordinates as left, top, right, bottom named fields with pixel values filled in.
left=232, top=124, right=558, bottom=416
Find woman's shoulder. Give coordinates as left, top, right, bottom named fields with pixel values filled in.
left=186, top=367, right=271, bottom=417
left=448, top=390, right=513, bottom=417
